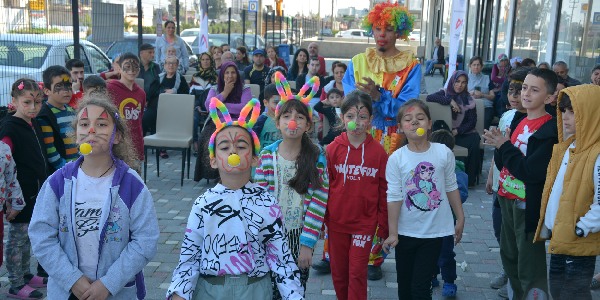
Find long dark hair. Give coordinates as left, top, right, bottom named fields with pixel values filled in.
left=290, top=48, right=309, bottom=78
left=217, top=61, right=243, bottom=104
left=237, top=46, right=250, bottom=65
left=275, top=99, right=322, bottom=194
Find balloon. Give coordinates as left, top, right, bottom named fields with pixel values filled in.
left=227, top=153, right=241, bottom=167
left=79, top=143, right=93, bottom=155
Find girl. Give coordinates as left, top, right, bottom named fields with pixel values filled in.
left=0, top=78, right=48, bottom=300
left=211, top=45, right=224, bottom=70
left=383, top=99, right=465, bottom=300
left=254, top=74, right=329, bottom=300
left=29, top=97, right=159, bottom=299
left=325, top=90, right=388, bottom=300
left=167, top=98, right=303, bottom=300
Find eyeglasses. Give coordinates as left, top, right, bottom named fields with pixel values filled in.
left=53, top=83, right=72, bottom=92
left=420, top=165, right=434, bottom=172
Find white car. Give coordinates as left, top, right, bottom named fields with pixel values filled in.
left=335, top=29, right=371, bottom=39
left=0, top=34, right=111, bottom=105
left=180, top=28, right=200, bottom=44
left=265, top=31, right=290, bottom=46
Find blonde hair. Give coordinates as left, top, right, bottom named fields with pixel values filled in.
left=72, top=95, right=140, bottom=172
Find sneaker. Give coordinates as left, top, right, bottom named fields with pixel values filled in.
left=160, top=150, right=169, bottom=159
left=442, top=282, right=457, bottom=298
left=497, top=285, right=508, bottom=299
left=311, top=260, right=331, bottom=274
left=490, top=271, right=508, bottom=289
left=431, top=276, right=440, bottom=288
left=367, top=265, right=383, bottom=281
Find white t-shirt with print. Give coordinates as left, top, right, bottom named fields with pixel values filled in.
left=386, top=143, right=458, bottom=238
left=73, top=168, right=114, bottom=280
left=276, top=154, right=304, bottom=230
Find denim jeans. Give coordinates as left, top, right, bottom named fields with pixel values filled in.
left=549, top=254, right=596, bottom=300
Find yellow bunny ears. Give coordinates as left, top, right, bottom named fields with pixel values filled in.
left=274, top=71, right=320, bottom=119
left=208, top=97, right=261, bottom=158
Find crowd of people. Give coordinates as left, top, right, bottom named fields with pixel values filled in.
left=1, top=1, right=600, bottom=300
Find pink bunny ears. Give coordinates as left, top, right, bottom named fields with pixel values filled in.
left=208, top=97, right=261, bottom=158
left=274, top=71, right=320, bottom=119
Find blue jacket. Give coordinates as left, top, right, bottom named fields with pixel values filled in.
left=29, top=157, right=159, bottom=299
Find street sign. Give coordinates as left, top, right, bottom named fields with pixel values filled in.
left=249, top=1, right=258, bottom=12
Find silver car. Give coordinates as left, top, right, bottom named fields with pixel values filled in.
left=0, top=34, right=111, bottom=105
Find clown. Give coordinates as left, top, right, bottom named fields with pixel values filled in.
left=342, top=1, right=421, bottom=155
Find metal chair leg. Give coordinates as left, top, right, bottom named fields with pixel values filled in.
left=181, top=149, right=185, bottom=186
left=143, top=147, right=148, bottom=183
left=155, top=147, right=160, bottom=177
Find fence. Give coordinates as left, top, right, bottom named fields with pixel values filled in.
left=0, top=0, right=324, bottom=105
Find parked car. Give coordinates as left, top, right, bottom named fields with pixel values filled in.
left=105, top=34, right=195, bottom=62
left=265, top=31, right=289, bottom=46
left=0, top=34, right=111, bottom=105
left=320, top=28, right=333, bottom=37
left=335, top=29, right=371, bottom=39
left=231, top=33, right=265, bottom=52
left=408, top=29, right=424, bottom=42
left=191, top=34, right=246, bottom=55
left=180, top=28, right=200, bottom=44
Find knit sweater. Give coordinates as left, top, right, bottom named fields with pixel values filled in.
left=254, top=140, right=329, bottom=249
left=37, top=102, right=79, bottom=172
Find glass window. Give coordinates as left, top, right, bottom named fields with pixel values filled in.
left=465, top=0, right=479, bottom=61
left=556, top=0, right=597, bottom=82
left=511, top=0, right=552, bottom=63
left=0, top=41, right=50, bottom=68
left=494, top=0, right=511, bottom=57
left=66, top=45, right=92, bottom=73
left=84, top=45, right=110, bottom=74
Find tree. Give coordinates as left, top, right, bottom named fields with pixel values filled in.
left=208, top=0, right=227, bottom=19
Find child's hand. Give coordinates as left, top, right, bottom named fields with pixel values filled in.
left=5, top=207, right=20, bottom=222
left=171, top=293, right=185, bottom=300
left=382, top=235, right=398, bottom=254
left=454, top=219, right=465, bottom=245
left=485, top=173, right=493, bottom=195
left=82, top=280, right=110, bottom=300
left=297, top=245, right=313, bottom=269
left=71, top=276, right=92, bottom=299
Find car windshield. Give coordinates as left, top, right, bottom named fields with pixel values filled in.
left=0, top=41, right=50, bottom=68
left=106, top=39, right=152, bottom=59
left=267, top=32, right=284, bottom=39
left=181, top=31, right=198, bottom=37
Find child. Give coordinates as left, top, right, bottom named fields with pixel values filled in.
left=38, top=65, right=79, bottom=173
left=482, top=68, right=558, bottom=299
left=0, top=141, right=24, bottom=276
left=82, top=75, right=107, bottom=96
left=325, top=90, right=388, bottom=299
left=254, top=73, right=329, bottom=299
left=485, top=67, right=529, bottom=297
left=253, top=83, right=282, bottom=151
left=29, top=96, right=159, bottom=299
left=107, top=52, right=146, bottom=161
left=314, top=88, right=343, bottom=146
left=0, top=78, right=49, bottom=299
left=167, top=98, right=303, bottom=300
left=534, top=85, right=600, bottom=300
left=429, top=129, right=468, bottom=298
left=382, top=99, right=465, bottom=300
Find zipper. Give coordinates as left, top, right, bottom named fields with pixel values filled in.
left=30, top=123, right=48, bottom=190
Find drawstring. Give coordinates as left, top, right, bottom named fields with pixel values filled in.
left=343, top=146, right=350, bottom=185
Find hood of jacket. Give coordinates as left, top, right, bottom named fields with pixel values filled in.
left=556, top=85, right=600, bottom=150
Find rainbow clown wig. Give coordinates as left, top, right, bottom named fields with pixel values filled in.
left=207, top=98, right=261, bottom=158
left=362, top=1, right=415, bottom=41
left=273, top=71, right=320, bottom=119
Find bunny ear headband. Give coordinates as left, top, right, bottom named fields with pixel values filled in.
left=208, top=97, right=261, bottom=158
left=274, top=71, right=320, bottom=119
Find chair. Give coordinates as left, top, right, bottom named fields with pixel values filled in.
left=433, top=63, right=445, bottom=76
left=416, top=46, right=426, bottom=63
left=247, top=83, right=260, bottom=98
left=423, top=99, right=469, bottom=158
left=288, top=81, right=296, bottom=90
left=143, top=94, right=195, bottom=186
left=134, top=78, right=144, bottom=88
left=184, top=74, right=193, bottom=83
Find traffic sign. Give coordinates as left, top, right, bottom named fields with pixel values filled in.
left=249, top=1, right=258, bottom=12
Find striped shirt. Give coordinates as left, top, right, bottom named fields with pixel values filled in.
left=38, top=103, right=78, bottom=170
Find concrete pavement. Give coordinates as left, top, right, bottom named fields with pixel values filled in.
left=2, top=74, right=600, bottom=299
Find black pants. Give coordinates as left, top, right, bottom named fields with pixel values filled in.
left=455, top=132, right=481, bottom=186
left=395, top=235, right=443, bottom=300
left=549, top=254, right=596, bottom=300
left=142, top=107, right=157, bottom=135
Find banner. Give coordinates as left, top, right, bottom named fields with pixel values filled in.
left=446, top=0, right=467, bottom=85
left=197, top=0, right=210, bottom=54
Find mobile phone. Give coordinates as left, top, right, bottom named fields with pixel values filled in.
left=474, top=86, right=481, bottom=91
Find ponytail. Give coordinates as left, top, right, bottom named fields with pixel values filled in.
left=288, top=132, right=322, bottom=194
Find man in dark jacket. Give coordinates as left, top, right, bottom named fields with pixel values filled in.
left=138, top=43, right=161, bottom=135
left=425, top=38, right=445, bottom=75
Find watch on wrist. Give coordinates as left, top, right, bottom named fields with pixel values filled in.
left=575, top=226, right=584, bottom=237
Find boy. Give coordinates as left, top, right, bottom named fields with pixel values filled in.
left=314, top=88, right=343, bottom=146
left=485, top=67, right=530, bottom=298
left=107, top=52, right=146, bottom=161
left=167, top=98, right=303, bottom=300
left=252, top=83, right=282, bottom=150
left=66, top=58, right=85, bottom=108
left=429, top=129, right=468, bottom=298
left=534, top=85, right=600, bottom=300
left=37, top=65, right=79, bottom=173
left=82, top=75, right=107, bottom=95
left=483, top=68, right=558, bottom=299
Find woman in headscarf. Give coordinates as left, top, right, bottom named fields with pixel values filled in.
left=189, top=52, right=218, bottom=154
left=426, top=71, right=481, bottom=187
left=193, top=61, right=252, bottom=182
